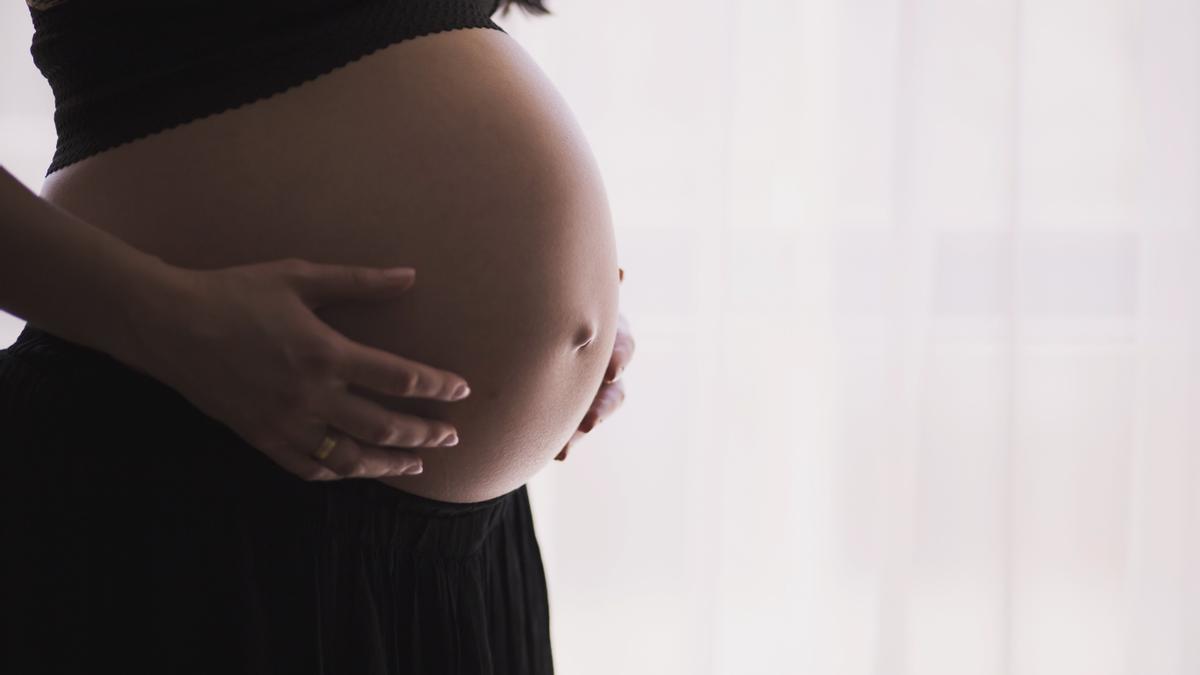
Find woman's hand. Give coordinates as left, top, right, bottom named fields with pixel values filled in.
left=123, top=257, right=471, bottom=482
left=555, top=267, right=634, bottom=461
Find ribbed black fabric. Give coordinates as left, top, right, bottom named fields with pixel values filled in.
left=0, top=323, right=555, bottom=674
left=27, top=0, right=506, bottom=176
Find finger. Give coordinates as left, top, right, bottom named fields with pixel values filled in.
left=555, top=427, right=587, bottom=462
left=313, top=433, right=424, bottom=479
left=318, top=388, right=459, bottom=449
left=330, top=333, right=471, bottom=401
left=274, top=447, right=342, bottom=481
left=579, top=379, right=626, bottom=433
left=256, top=419, right=345, bottom=481
left=604, top=314, right=635, bottom=383
left=291, top=261, right=416, bottom=308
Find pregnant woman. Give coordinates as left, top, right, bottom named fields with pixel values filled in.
left=0, top=0, right=634, bottom=673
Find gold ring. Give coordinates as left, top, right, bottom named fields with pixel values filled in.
left=312, top=432, right=338, bottom=461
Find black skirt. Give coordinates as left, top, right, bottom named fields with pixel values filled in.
left=0, top=323, right=554, bottom=675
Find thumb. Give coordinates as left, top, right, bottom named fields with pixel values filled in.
left=293, top=263, right=415, bottom=307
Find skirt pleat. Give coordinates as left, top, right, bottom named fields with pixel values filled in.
left=0, top=323, right=554, bottom=675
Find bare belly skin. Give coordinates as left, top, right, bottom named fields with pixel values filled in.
left=37, top=27, right=620, bottom=503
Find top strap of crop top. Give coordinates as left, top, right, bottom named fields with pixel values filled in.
left=25, top=0, right=507, bottom=177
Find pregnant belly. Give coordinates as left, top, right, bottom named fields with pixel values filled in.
left=38, top=27, right=620, bottom=503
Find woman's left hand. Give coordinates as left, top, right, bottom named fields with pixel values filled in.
left=556, top=269, right=634, bottom=461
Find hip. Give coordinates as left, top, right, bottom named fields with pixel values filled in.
left=0, top=336, right=554, bottom=672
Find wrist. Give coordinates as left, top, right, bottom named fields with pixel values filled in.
left=105, top=254, right=198, bottom=379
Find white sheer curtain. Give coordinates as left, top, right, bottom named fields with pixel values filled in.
left=507, top=1, right=1200, bottom=673
left=4, top=1, right=1199, bottom=673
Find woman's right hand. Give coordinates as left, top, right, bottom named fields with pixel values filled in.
left=122, top=257, right=470, bottom=482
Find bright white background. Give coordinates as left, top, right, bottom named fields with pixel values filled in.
left=4, top=1, right=1200, bottom=674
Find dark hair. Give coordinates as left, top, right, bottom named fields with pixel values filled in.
left=496, top=0, right=552, bottom=17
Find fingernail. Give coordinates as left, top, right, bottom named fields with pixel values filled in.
left=406, top=462, right=423, bottom=475
left=386, top=267, right=414, bottom=279
left=441, top=433, right=459, bottom=446
left=451, top=383, right=470, bottom=400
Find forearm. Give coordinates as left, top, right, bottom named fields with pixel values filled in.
left=0, top=164, right=182, bottom=368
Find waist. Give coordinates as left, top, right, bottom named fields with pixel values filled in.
left=33, top=27, right=621, bottom=502
left=3, top=321, right=528, bottom=524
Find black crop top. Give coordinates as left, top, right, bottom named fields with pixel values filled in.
left=25, top=0, right=507, bottom=177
